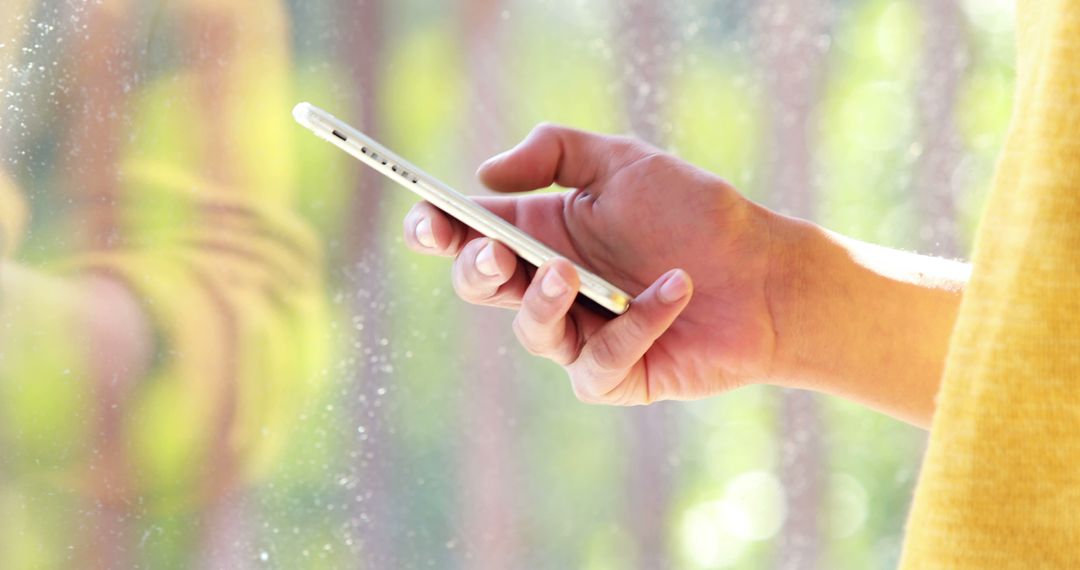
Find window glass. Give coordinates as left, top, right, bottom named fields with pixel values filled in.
left=0, top=0, right=1015, bottom=568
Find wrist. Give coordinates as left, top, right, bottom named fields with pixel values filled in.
left=761, top=213, right=968, bottom=425
left=762, top=210, right=826, bottom=387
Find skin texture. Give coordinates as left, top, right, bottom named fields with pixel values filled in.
left=404, top=125, right=778, bottom=406
left=404, top=124, right=969, bottom=427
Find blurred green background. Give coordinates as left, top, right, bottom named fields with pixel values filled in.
left=0, top=0, right=1015, bottom=568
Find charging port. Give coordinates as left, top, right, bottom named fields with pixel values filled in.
left=332, top=130, right=347, bottom=141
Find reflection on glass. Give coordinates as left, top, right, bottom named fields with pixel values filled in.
left=0, top=0, right=1013, bottom=568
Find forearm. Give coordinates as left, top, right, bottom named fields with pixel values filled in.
left=0, top=263, right=152, bottom=390
left=766, top=215, right=969, bottom=428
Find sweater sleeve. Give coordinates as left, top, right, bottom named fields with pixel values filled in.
left=62, top=159, right=330, bottom=506
left=900, top=1, right=1080, bottom=567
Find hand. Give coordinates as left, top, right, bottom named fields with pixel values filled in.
left=403, top=124, right=780, bottom=405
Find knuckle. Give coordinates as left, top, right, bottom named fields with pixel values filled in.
left=607, top=386, right=630, bottom=407
left=611, top=134, right=650, bottom=154
left=533, top=121, right=561, bottom=136
left=626, top=151, right=666, bottom=173
left=453, top=280, right=494, bottom=305
left=522, top=290, right=557, bottom=326
left=614, top=383, right=641, bottom=407
left=610, top=133, right=641, bottom=149
left=451, top=261, right=494, bottom=304
left=587, top=333, right=624, bottom=376
left=511, top=313, right=545, bottom=356
left=620, top=315, right=652, bottom=345
left=450, top=273, right=474, bottom=301
left=568, top=370, right=600, bottom=405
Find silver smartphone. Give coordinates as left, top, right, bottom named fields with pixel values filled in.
left=292, top=102, right=632, bottom=315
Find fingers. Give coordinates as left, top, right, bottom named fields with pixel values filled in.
left=402, top=193, right=574, bottom=312
left=403, top=201, right=466, bottom=256
left=569, top=269, right=693, bottom=403
left=403, top=202, right=530, bottom=309
left=403, top=198, right=520, bottom=257
left=511, top=259, right=583, bottom=366
left=450, top=237, right=529, bottom=308
left=477, top=123, right=632, bottom=193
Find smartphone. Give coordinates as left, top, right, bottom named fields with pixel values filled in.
left=292, top=102, right=632, bottom=315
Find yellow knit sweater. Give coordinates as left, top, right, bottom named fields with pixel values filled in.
left=901, top=1, right=1080, bottom=567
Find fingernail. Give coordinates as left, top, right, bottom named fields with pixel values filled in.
left=541, top=267, right=568, bottom=299
left=415, top=217, right=436, bottom=249
left=475, top=241, right=500, bottom=277
left=659, top=270, right=690, bottom=304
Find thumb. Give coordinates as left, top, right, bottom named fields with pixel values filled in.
left=569, top=269, right=693, bottom=403
left=477, top=123, right=625, bottom=194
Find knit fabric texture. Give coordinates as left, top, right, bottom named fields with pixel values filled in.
left=900, top=1, right=1080, bottom=567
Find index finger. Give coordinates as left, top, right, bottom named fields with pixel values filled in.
left=403, top=197, right=518, bottom=257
